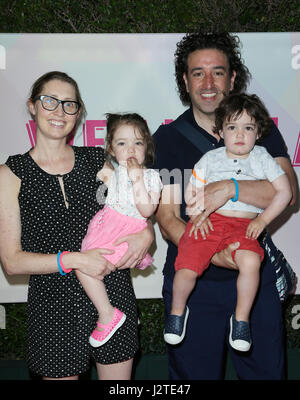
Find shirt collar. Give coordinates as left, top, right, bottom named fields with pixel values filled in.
left=187, top=106, right=222, bottom=147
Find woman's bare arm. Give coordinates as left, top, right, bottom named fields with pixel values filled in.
left=0, top=165, right=115, bottom=280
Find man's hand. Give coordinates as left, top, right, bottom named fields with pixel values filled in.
left=186, top=180, right=234, bottom=225
left=211, top=241, right=240, bottom=270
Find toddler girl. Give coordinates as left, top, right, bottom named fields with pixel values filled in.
left=77, top=113, right=162, bottom=347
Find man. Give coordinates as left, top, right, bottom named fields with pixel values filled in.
left=153, top=33, right=297, bottom=380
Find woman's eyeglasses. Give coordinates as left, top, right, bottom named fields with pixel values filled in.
left=35, top=95, right=80, bottom=115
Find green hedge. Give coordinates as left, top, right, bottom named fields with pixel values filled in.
left=1, top=295, right=299, bottom=359
left=0, top=0, right=300, bottom=33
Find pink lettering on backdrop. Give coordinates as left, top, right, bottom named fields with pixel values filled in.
left=26, top=120, right=36, bottom=147
left=26, top=120, right=75, bottom=146
left=83, top=120, right=106, bottom=147
left=271, top=117, right=300, bottom=167
left=292, top=131, right=300, bottom=167
left=25, top=117, right=299, bottom=167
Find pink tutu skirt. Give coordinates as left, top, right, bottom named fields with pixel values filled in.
left=81, top=206, right=153, bottom=269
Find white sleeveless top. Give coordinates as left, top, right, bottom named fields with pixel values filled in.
left=106, top=164, right=162, bottom=220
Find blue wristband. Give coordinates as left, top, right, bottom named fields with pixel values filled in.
left=230, top=178, right=239, bottom=202
left=57, top=251, right=66, bottom=276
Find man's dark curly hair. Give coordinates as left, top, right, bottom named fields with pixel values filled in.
left=175, top=33, right=251, bottom=106
left=214, top=93, right=272, bottom=141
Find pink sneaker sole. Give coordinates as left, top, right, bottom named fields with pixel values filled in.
left=136, top=254, right=153, bottom=270
left=89, top=308, right=126, bottom=348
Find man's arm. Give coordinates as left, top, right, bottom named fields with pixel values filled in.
left=246, top=174, right=292, bottom=239
left=276, top=157, right=298, bottom=206
left=155, top=184, right=186, bottom=246
left=155, top=182, right=240, bottom=270
left=189, top=155, right=296, bottom=226
left=235, top=180, right=276, bottom=209
left=186, top=178, right=272, bottom=222
left=232, top=156, right=296, bottom=208
left=191, top=177, right=286, bottom=225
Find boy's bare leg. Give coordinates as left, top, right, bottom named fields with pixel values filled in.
left=234, top=250, right=261, bottom=321
left=171, top=268, right=198, bottom=316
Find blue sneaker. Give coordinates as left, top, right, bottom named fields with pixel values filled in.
left=164, top=306, right=189, bottom=345
left=229, top=314, right=252, bottom=352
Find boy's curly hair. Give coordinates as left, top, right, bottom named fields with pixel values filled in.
left=214, top=93, right=272, bottom=140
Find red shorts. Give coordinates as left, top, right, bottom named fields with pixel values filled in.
left=175, top=212, right=265, bottom=276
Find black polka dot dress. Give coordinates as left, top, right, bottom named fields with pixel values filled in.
left=5, top=146, right=138, bottom=378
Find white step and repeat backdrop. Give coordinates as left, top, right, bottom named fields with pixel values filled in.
left=0, top=33, right=299, bottom=302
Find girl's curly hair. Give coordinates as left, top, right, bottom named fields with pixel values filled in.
left=175, top=33, right=251, bottom=106
left=105, top=112, right=155, bottom=167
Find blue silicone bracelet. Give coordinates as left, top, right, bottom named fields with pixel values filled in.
left=57, top=251, right=67, bottom=276
left=230, top=178, right=239, bottom=202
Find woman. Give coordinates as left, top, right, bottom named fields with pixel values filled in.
left=0, top=71, right=153, bottom=380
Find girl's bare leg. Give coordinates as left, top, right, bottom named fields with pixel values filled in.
left=76, top=270, right=115, bottom=327
left=234, top=249, right=261, bottom=321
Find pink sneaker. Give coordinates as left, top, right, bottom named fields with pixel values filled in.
left=136, top=254, right=153, bottom=270
left=89, top=308, right=126, bottom=348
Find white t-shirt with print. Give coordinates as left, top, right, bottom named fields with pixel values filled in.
left=190, top=145, right=285, bottom=214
